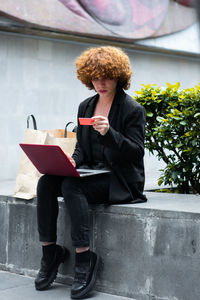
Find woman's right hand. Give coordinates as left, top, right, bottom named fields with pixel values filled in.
left=92, top=115, right=110, bottom=136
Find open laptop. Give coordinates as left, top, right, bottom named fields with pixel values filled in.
left=19, top=144, right=110, bottom=177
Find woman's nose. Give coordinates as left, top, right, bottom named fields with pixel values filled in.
left=98, top=79, right=106, bottom=86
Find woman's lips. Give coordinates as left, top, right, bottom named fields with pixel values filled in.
left=98, top=90, right=107, bottom=93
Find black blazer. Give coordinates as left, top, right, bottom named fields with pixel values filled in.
left=72, top=89, right=147, bottom=204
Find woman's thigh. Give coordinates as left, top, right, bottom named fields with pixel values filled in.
left=61, top=173, right=110, bottom=204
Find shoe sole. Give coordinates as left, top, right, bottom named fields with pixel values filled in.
left=71, top=254, right=100, bottom=299
left=35, top=247, right=68, bottom=291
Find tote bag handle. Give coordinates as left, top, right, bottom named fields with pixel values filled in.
left=27, top=115, right=37, bottom=130
left=64, top=122, right=77, bottom=138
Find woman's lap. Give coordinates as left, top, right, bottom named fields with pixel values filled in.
left=37, top=173, right=110, bottom=204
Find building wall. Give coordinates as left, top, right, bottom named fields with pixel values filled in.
left=138, top=23, right=200, bottom=54
left=0, top=32, right=200, bottom=190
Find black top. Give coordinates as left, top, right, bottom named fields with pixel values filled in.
left=84, top=126, right=109, bottom=170
left=90, top=127, right=104, bottom=163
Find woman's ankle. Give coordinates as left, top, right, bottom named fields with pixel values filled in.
left=76, top=247, right=89, bottom=253
left=42, top=242, right=56, bottom=246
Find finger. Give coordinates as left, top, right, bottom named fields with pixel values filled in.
left=93, top=123, right=107, bottom=128
left=93, top=119, right=108, bottom=125
left=94, top=124, right=108, bottom=128
left=91, top=115, right=106, bottom=120
left=92, top=116, right=108, bottom=122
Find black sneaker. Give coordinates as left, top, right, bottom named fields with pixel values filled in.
left=71, top=251, right=100, bottom=299
left=35, top=245, right=68, bottom=290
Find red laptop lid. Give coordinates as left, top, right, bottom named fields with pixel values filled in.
left=19, top=144, right=80, bottom=177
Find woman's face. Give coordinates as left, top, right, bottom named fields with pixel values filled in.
left=91, top=78, right=117, bottom=97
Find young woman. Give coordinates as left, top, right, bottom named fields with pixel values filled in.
left=35, top=46, right=147, bottom=299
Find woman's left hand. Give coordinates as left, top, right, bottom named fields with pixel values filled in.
left=91, top=115, right=109, bottom=136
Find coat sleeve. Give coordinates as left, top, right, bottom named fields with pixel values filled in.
left=72, top=141, right=84, bottom=167
left=99, top=104, right=146, bottom=162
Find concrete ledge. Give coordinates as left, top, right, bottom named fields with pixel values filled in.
left=0, top=192, right=200, bottom=300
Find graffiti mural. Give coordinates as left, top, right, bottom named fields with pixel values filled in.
left=0, top=0, right=197, bottom=41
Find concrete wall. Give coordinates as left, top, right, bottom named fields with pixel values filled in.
left=0, top=32, right=200, bottom=189
left=1, top=193, right=200, bottom=300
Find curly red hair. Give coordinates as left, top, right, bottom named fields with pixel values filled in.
left=75, top=46, right=132, bottom=90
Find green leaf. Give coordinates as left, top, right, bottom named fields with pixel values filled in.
left=173, top=117, right=182, bottom=120
left=176, top=144, right=183, bottom=148
left=166, top=82, right=173, bottom=89
left=174, top=82, right=180, bottom=90
left=183, top=147, right=193, bottom=152
left=185, top=131, right=192, bottom=137
left=146, top=112, right=153, bottom=117
left=194, top=113, right=200, bottom=118
left=180, top=121, right=186, bottom=125
left=156, top=116, right=164, bottom=122
left=172, top=171, right=178, bottom=180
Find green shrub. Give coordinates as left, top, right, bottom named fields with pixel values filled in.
left=134, top=82, right=200, bottom=194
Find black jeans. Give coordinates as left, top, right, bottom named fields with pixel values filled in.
left=37, top=174, right=110, bottom=247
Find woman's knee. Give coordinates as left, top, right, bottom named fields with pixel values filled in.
left=37, top=174, right=51, bottom=191
left=37, top=174, right=60, bottom=195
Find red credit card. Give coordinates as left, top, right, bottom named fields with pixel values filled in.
left=79, top=118, right=94, bottom=125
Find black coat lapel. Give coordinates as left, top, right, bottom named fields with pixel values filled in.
left=84, top=95, right=98, bottom=118
left=108, top=89, right=125, bottom=128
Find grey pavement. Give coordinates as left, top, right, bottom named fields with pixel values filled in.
left=0, top=271, right=133, bottom=300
